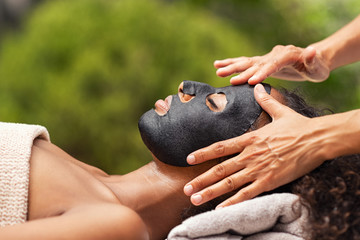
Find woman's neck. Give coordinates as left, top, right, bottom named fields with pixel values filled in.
left=101, top=159, right=213, bottom=240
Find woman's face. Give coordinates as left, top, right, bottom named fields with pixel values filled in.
left=138, top=81, right=271, bottom=167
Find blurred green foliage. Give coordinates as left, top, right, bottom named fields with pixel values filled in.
left=0, top=0, right=359, bottom=173
left=0, top=0, right=256, bottom=173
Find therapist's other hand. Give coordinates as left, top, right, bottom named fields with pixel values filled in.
left=184, top=84, right=326, bottom=208
left=214, top=45, right=330, bottom=85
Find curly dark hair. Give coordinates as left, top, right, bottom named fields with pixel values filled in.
left=182, top=87, right=360, bottom=240
left=293, top=154, right=360, bottom=239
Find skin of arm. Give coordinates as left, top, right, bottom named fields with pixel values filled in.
left=0, top=204, right=149, bottom=240
left=312, top=14, right=360, bottom=71
left=184, top=84, right=360, bottom=208
left=215, top=14, right=360, bottom=85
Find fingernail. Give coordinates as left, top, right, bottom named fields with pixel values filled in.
left=215, top=205, right=224, bottom=210
left=184, top=184, right=193, bottom=195
left=306, top=46, right=315, bottom=51
left=230, top=76, right=238, bottom=82
left=191, top=194, right=203, bottom=204
left=249, top=75, right=258, bottom=82
left=187, top=155, right=196, bottom=164
left=255, top=84, right=266, bottom=93
left=230, top=77, right=239, bottom=85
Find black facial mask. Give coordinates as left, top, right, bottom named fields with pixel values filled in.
left=138, top=81, right=271, bottom=167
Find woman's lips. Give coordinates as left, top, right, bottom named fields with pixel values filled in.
left=154, top=95, right=172, bottom=116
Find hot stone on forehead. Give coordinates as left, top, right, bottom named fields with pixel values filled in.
left=138, top=81, right=271, bottom=167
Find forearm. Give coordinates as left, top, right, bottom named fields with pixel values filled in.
left=311, top=15, right=360, bottom=71
left=0, top=204, right=148, bottom=240
left=314, top=109, right=360, bottom=161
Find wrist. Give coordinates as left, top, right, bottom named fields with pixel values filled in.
left=314, top=110, right=360, bottom=161
left=310, top=15, right=360, bottom=71
left=309, top=41, right=335, bottom=71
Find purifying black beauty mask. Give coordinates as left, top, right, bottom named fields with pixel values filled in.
left=138, top=81, right=271, bottom=167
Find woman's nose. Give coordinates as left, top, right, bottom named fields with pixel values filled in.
left=178, top=81, right=194, bottom=103
left=178, top=82, right=184, bottom=94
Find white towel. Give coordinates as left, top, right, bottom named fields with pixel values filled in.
left=168, top=193, right=309, bottom=240
left=0, top=122, right=49, bottom=227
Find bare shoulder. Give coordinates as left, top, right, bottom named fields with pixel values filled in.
left=0, top=203, right=149, bottom=240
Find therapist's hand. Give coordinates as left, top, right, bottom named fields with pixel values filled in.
left=184, top=84, right=327, bottom=208
left=215, top=45, right=330, bottom=85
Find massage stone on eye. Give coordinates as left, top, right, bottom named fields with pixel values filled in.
left=138, top=81, right=271, bottom=167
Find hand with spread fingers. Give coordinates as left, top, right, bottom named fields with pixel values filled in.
left=215, top=45, right=330, bottom=85
left=215, top=15, right=360, bottom=86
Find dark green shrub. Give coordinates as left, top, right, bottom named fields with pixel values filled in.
left=0, top=0, right=256, bottom=173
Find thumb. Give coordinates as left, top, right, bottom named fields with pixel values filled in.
left=254, top=84, right=291, bottom=120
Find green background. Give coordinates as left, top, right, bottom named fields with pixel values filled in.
left=0, top=0, right=359, bottom=173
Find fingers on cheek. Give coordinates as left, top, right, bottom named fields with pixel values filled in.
left=217, top=188, right=254, bottom=208
left=190, top=176, right=205, bottom=193
left=213, top=143, right=225, bottom=156
left=188, top=150, right=206, bottom=165
left=259, top=174, right=277, bottom=192
left=194, top=142, right=226, bottom=164
left=216, top=175, right=269, bottom=208
left=187, top=163, right=227, bottom=195
left=191, top=175, right=240, bottom=206
left=212, top=163, right=227, bottom=179
left=216, top=199, right=235, bottom=209
left=191, top=188, right=214, bottom=205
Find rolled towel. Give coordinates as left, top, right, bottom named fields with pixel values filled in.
left=168, top=193, right=309, bottom=240
left=0, top=122, right=49, bottom=227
